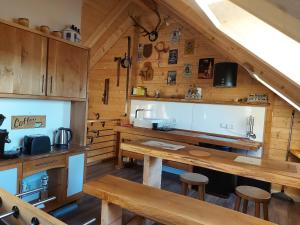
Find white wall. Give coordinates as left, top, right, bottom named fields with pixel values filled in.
left=130, top=100, right=266, bottom=142
left=0, top=99, right=71, bottom=151
left=0, top=0, right=82, bottom=30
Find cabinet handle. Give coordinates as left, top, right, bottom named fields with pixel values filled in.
left=41, top=75, right=45, bottom=93
left=50, top=76, right=53, bottom=93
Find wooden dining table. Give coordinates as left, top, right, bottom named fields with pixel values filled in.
left=120, top=139, right=300, bottom=189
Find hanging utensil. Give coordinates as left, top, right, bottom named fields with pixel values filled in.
left=124, top=36, right=132, bottom=116
left=114, top=57, right=121, bottom=87
left=102, top=79, right=109, bottom=105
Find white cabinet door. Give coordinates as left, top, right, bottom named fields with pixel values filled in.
left=67, top=153, right=85, bottom=197
left=0, top=168, right=18, bottom=195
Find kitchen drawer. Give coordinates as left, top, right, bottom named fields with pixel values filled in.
left=23, top=155, right=66, bottom=177
left=87, top=146, right=115, bottom=157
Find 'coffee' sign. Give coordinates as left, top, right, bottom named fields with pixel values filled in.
left=11, top=116, right=46, bottom=129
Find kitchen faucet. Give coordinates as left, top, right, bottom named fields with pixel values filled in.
left=135, top=108, right=151, bottom=119
left=135, top=108, right=144, bottom=119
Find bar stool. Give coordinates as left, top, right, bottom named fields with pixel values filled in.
left=180, top=172, right=209, bottom=201
left=234, top=186, right=271, bottom=220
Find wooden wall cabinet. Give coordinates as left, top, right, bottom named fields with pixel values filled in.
left=0, top=21, right=89, bottom=100
left=0, top=23, right=47, bottom=95
left=47, top=39, right=88, bottom=99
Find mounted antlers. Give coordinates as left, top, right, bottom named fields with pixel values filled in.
left=130, top=0, right=162, bottom=42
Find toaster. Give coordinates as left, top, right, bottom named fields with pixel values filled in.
left=23, top=135, right=51, bottom=155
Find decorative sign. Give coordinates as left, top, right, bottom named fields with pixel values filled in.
left=143, top=44, right=153, bottom=58
left=184, top=39, right=195, bottom=55
left=183, top=64, right=192, bottom=77
left=11, top=115, right=46, bottom=130
left=198, top=58, right=214, bottom=79
left=139, top=62, right=154, bottom=81
left=167, top=71, right=177, bottom=85
left=170, top=28, right=181, bottom=44
left=137, top=44, right=143, bottom=62
left=168, top=49, right=178, bottom=64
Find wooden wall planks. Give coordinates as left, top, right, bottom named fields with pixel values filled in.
left=82, top=0, right=300, bottom=196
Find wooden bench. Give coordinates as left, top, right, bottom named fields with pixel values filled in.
left=84, top=175, right=276, bottom=225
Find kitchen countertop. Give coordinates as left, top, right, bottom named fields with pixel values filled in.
left=121, top=139, right=300, bottom=189
left=0, top=144, right=86, bottom=166
left=115, top=126, right=262, bottom=151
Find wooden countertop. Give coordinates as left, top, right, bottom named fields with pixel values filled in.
left=0, top=144, right=85, bottom=166
left=115, top=126, right=262, bottom=151
left=120, top=140, right=300, bottom=189
left=85, top=175, right=275, bottom=225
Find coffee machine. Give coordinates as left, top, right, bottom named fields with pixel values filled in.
left=0, top=114, right=11, bottom=157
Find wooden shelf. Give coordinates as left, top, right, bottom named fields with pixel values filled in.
left=0, top=93, right=87, bottom=102
left=87, top=118, right=122, bottom=123
left=130, top=96, right=269, bottom=107
left=0, top=18, right=88, bottom=50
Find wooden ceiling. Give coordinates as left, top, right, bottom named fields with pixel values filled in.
left=81, top=0, right=300, bottom=109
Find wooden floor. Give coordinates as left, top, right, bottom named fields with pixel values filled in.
left=58, top=161, right=300, bottom=225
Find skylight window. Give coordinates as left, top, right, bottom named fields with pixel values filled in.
left=195, top=0, right=300, bottom=86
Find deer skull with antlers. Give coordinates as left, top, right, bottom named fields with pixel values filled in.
left=130, top=0, right=162, bottom=42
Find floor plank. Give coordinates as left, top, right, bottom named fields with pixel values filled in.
left=57, top=163, right=300, bottom=225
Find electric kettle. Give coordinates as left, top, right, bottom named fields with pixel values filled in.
left=54, top=127, right=72, bottom=149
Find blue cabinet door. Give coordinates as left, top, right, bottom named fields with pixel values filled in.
left=0, top=168, right=18, bottom=195
left=67, top=153, right=85, bottom=197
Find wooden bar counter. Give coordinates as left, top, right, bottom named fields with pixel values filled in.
left=115, top=126, right=262, bottom=151
left=120, top=140, right=300, bottom=189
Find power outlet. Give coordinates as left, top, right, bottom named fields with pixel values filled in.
left=220, top=123, right=234, bottom=130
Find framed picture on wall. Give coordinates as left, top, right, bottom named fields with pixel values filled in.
left=183, top=64, right=192, bottom=77
left=198, top=58, right=214, bottom=79
left=168, top=49, right=178, bottom=64
left=184, top=39, right=195, bottom=55
left=167, top=71, right=177, bottom=85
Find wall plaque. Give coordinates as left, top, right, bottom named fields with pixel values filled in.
left=11, top=115, right=46, bottom=129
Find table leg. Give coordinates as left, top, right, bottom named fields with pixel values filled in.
left=143, top=155, right=162, bottom=188
left=101, top=200, right=122, bottom=225
left=143, top=155, right=163, bottom=225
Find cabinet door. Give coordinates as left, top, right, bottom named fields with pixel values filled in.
left=67, top=153, right=85, bottom=197
left=47, top=39, right=88, bottom=99
left=0, top=167, right=18, bottom=195
left=0, top=23, right=47, bottom=95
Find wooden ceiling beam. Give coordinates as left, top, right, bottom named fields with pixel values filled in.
left=89, top=17, right=132, bottom=68
left=159, top=0, right=300, bottom=108
left=83, top=0, right=132, bottom=48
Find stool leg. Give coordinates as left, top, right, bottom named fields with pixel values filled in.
left=182, top=182, right=188, bottom=195
left=234, top=196, right=241, bottom=211
left=242, top=200, right=248, bottom=213
left=263, top=203, right=269, bottom=221
left=198, top=185, right=205, bottom=201
left=255, top=202, right=260, bottom=218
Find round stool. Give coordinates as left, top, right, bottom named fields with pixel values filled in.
left=234, top=186, right=271, bottom=220
left=180, top=172, right=209, bottom=201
